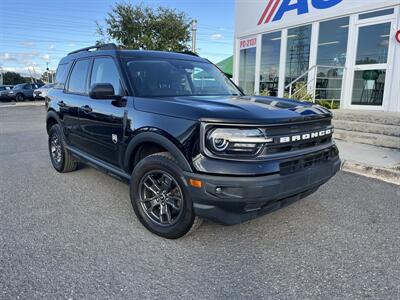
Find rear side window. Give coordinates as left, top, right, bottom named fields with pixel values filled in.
left=90, top=57, right=122, bottom=95
left=54, top=63, right=70, bottom=89
left=67, top=59, right=91, bottom=94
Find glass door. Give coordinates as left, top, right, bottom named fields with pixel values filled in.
left=349, top=20, right=393, bottom=109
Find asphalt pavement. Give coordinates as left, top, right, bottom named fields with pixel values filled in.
left=0, top=106, right=399, bottom=299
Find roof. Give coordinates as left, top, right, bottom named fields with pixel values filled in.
left=216, top=56, right=233, bottom=77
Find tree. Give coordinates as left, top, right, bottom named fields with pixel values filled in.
left=97, top=3, right=191, bottom=52
left=2, top=72, right=28, bottom=85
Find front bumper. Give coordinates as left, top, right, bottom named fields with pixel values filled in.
left=34, top=91, right=44, bottom=99
left=185, top=151, right=340, bottom=225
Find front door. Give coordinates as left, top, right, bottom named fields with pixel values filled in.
left=78, top=56, right=126, bottom=167
left=346, top=12, right=395, bottom=110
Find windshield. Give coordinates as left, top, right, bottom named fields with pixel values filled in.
left=125, top=58, right=241, bottom=98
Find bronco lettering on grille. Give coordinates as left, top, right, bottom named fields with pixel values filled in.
left=276, top=129, right=332, bottom=144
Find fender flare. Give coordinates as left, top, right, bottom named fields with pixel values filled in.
left=124, top=132, right=193, bottom=173
left=46, top=110, right=61, bottom=133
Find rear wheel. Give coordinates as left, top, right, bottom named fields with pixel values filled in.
left=48, top=124, right=78, bottom=173
left=130, top=152, right=202, bottom=239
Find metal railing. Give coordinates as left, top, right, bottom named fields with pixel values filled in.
left=285, top=64, right=346, bottom=103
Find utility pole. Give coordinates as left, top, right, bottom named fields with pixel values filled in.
left=46, top=62, right=50, bottom=83
left=191, top=19, right=197, bottom=53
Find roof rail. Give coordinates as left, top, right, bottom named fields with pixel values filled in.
left=178, top=51, right=199, bottom=57
left=67, top=43, right=118, bottom=55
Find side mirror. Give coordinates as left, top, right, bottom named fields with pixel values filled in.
left=89, top=83, right=120, bottom=100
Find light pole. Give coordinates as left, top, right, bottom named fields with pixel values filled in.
left=46, top=62, right=50, bottom=83
left=191, top=19, right=197, bottom=53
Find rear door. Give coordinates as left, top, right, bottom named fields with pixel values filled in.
left=78, top=56, right=126, bottom=166
left=60, top=58, right=92, bottom=147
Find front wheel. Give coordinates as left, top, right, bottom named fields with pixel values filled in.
left=130, top=152, right=202, bottom=239
left=15, top=93, right=24, bottom=102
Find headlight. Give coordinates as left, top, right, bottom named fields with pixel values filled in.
left=205, top=127, right=270, bottom=157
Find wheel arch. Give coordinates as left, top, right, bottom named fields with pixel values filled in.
left=46, top=110, right=61, bottom=134
left=15, top=92, right=24, bottom=99
left=124, top=131, right=193, bottom=173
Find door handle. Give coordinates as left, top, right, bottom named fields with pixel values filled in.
left=57, top=101, right=66, bottom=107
left=81, top=105, right=93, bottom=113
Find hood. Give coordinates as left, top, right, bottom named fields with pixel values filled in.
left=134, top=95, right=332, bottom=124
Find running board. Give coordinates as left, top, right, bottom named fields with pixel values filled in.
left=66, top=146, right=131, bottom=183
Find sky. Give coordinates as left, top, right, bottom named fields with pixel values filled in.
left=0, top=0, right=235, bottom=77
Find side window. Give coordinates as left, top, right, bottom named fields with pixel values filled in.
left=54, top=63, right=70, bottom=89
left=67, top=59, right=90, bottom=94
left=90, top=57, right=122, bottom=95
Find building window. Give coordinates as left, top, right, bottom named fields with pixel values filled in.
left=259, top=31, right=281, bottom=96
left=351, top=69, right=386, bottom=106
left=285, top=25, right=312, bottom=92
left=315, top=17, right=349, bottom=102
left=356, top=22, right=391, bottom=65
left=359, top=8, right=394, bottom=20
left=317, top=17, right=349, bottom=66
left=239, top=47, right=256, bottom=95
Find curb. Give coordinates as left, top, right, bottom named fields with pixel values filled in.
left=0, top=102, right=45, bottom=108
left=341, top=160, right=400, bottom=185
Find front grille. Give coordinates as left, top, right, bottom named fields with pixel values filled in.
left=279, top=148, right=336, bottom=175
left=261, top=118, right=333, bottom=155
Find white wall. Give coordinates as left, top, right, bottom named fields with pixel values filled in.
left=235, top=0, right=400, bottom=38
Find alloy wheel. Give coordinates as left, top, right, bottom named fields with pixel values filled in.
left=50, top=134, right=62, bottom=164
left=139, top=170, right=184, bottom=226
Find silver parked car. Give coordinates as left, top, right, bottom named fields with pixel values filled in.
left=34, top=83, right=55, bottom=100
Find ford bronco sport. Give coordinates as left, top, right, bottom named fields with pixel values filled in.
left=46, top=44, right=340, bottom=239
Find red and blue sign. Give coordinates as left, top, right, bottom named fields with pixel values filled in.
left=258, top=0, right=343, bottom=25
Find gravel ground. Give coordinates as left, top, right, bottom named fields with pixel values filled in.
left=0, top=106, right=399, bottom=299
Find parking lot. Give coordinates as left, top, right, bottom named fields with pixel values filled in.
left=0, top=105, right=399, bottom=299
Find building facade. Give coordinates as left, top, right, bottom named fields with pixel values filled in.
left=233, top=0, right=400, bottom=112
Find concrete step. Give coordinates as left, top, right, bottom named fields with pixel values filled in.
left=333, top=109, right=400, bottom=126
left=334, top=129, right=400, bottom=149
left=333, top=119, right=400, bottom=137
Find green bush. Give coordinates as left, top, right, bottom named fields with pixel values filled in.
left=289, top=82, right=313, bottom=102
left=315, top=100, right=340, bottom=110
left=259, top=89, right=271, bottom=96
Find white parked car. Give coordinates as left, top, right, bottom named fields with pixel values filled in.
left=34, top=83, right=55, bottom=100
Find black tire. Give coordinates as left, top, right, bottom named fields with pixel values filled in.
left=48, top=124, right=78, bottom=173
left=130, top=152, right=202, bottom=239
left=15, top=93, right=24, bottom=102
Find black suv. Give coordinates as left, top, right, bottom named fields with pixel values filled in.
left=46, top=44, right=340, bottom=239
